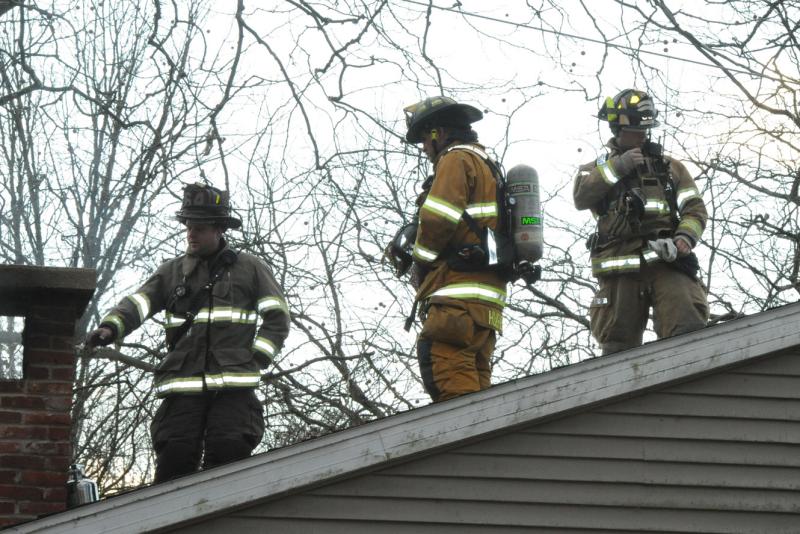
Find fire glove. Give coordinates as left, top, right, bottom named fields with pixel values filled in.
left=648, top=238, right=678, bottom=263
left=611, top=148, right=645, bottom=177
left=85, top=326, right=114, bottom=348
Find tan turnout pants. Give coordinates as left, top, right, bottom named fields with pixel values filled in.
left=416, top=302, right=496, bottom=402
left=589, top=261, right=708, bottom=355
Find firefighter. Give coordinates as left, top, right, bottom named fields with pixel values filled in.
left=574, top=88, right=708, bottom=355
left=391, top=96, right=507, bottom=402
left=85, top=183, right=290, bottom=482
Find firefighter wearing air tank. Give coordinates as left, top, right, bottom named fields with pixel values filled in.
left=85, top=183, right=290, bottom=482
left=574, top=88, right=708, bottom=355
left=399, top=96, right=508, bottom=402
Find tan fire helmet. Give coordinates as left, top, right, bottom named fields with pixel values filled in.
left=403, top=96, right=483, bottom=143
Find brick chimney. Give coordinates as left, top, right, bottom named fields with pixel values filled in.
left=0, top=265, right=95, bottom=528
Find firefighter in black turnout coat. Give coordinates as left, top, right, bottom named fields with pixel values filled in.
left=86, top=183, right=290, bottom=482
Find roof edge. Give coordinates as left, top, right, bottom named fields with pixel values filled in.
left=13, top=302, right=800, bottom=533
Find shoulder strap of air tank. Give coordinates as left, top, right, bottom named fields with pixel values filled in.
left=446, top=144, right=504, bottom=182
left=444, top=144, right=504, bottom=240
left=655, top=156, right=680, bottom=227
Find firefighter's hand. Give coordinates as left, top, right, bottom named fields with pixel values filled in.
left=85, top=327, right=114, bottom=348
left=673, top=236, right=692, bottom=257
left=611, top=148, right=645, bottom=177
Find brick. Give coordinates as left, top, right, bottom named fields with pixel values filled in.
left=22, top=441, right=70, bottom=456
left=29, top=305, right=77, bottom=321
left=1, top=515, right=35, bottom=526
left=49, top=336, right=76, bottom=351
left=24, top=365, right=50, bottom=380
left=18, top=500, right=65, bottom=515
left=0, top=455, right=44, bottom=470
left=0, top=426, right=47, bottom=440
left=19, top=470, right=64, bottom=487
left=24, top=350, right=74, bottom=366
left=43, top=395, right=72, bottom=412
left=42, top=486, right=66, bottom=503
left=23, top=335, right=51, bottom=349
left=0, top=411, right=21, bottom=424
left=28, top=382, right=73, bottom=395
left=0, top=485, right=40, bottom=500
left=0, top=396, right=45, bottom=410
left=0, top=470, right=18, bottom=484
left=49, top=367, right=75, bottom=382
left=44, top=456, right=70, bottom=471
left=0, top=442, right=20, bottom=454
left=24, top=319, right=76, bottom=337
left=0, top=502, right=14, bottom=514
left=0, top=382, right=25, bottom=393
left=23, top=412, right=71, bottom=426
left=48, top=427, right=71, bottom=441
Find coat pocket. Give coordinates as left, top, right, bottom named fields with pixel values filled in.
left=155, top=349, right=189, bottom=372
left=420, top=303, right=474, bottom=348
left=589, top=286, right=611, bottom=310
left=589, top=286, right=612, bottom=342
left=212, top=271, right=231, bottom=299
left=211, top=347, right=254, bottom=368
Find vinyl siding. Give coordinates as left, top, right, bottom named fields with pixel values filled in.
left=178, top=349, right=800, bottom=533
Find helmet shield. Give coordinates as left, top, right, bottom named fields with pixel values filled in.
left=598, top=89, right=660, bottom=132
left=403, top=96, right=483, bottom=143
left=175, top=183, right=242, bottom=229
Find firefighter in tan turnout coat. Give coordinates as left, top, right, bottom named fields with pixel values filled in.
left=389, top=96, right=507, bottom=402
left=574, top=88, right=708, bottom=355
left=86, top=183, right=290, bottom=482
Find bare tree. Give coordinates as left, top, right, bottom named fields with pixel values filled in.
left=2, top=0, right=795, bottom=492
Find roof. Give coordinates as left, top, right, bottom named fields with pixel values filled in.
left=12, top=301, right=800, bottom=534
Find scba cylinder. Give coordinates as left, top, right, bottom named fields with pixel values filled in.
left=66, top=464, right=99, bottom=508
left=506, top=164, right=543, bottom=264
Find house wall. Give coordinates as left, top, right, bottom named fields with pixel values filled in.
left=173, top=349, right=800, bottom=534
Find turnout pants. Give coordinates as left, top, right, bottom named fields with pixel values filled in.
left=589, top=261, right=708, bottom=355
left=150, top=389, right=265, bottom=483
left=417, top=303, right=496, bottom=402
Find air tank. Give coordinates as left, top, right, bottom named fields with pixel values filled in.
left=66, top=464, right=99, bottom=508
left=506, top=164, right=543, bottom=266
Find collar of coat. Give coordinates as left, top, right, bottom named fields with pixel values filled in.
left=182, top=238, right=231, bottom=278
left=432, top=140, right=486, bottom=166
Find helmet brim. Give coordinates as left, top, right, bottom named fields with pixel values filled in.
left=176, top=211, right=242, bottom=230
left=618, top=119, right=661, bottom=130
left=405, top=103, right=483, bottom=143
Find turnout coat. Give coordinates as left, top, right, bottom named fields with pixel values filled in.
left=412, top=141, right=507, bottom=333
left=101, top=241, right=290, bottom=397
left=574, top=139, right=708, bottom=278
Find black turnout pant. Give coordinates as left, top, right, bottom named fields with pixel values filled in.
left=150, top=389, right=265, bottom=483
